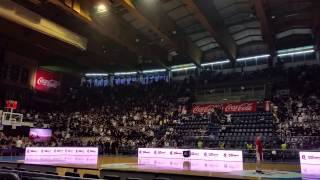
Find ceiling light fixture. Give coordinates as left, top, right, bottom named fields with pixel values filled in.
left=96, top=4, right=107, bottom=13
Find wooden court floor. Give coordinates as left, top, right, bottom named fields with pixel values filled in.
left=56, top=156, right=301, bottom=178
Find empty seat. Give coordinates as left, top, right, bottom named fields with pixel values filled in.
left=104, top=175, right=121, bottom=180
left=65, top=172, right=80, bottom=177
left=15, top=168, right=25, bottom=171
left=0, top=172, right=19, bottom=180
left=46, top=172, right=58, bottom=175
left=84, top=173, right=100, bottom=179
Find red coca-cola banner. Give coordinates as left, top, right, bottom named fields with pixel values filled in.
left=192, top=104, right=223, bottom=114
left=34, top=69, right=61, bottom=94
left=223, top=101, right=257, bottom=113
left=193, top=101, right=257, bottom=114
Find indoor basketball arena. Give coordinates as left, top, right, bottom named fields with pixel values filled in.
left=0, top=0, right=319, bottom=179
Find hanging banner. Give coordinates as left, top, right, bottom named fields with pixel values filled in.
left=192, top=101, right=257, bottom=114
left=223, top=101, right=257, bottom=113
left=34, top=69, right=61, bottom=94
left=192, top=104, right=223, bottom=114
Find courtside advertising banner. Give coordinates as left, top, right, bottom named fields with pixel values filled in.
left=138, top=158, right=243, bottom=172
left=34, top=69, right=61, bottom=94
left=300, top=151, right=320, bottom=165
left=25, top=147, right=98, bottom=156
left=300, top=151, right=320, bottom=178
left=138, top=148, right=243, bottom=162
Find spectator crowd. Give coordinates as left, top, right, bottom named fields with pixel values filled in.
left=1, top=65, right=320, bottom=156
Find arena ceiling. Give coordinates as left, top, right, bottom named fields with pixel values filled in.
left=1, top=0, right=318, bottom=72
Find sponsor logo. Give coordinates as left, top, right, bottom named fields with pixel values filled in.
left=208, top=153, right=219, bottom=157
left=224, top=102, right=256, bottom=112
left=308, top=156, right=320, bottom=160
left=228, top=153, right=239, bottom=157
left=142, top=151, right=150, bottom=154
left=192, top=104, right=222, bottom=114
left=302, top=155, right=306, bottom=160
left=157, top=151, right=166, bottom=154
left=37, top=77, right=60, bottom=88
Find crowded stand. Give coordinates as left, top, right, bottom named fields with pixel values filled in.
left=0, top=65, right=319, bottom=158
left=273, top=65, right=320, bottom=150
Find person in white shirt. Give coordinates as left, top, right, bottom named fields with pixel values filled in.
left=15, top=136, right=23, bottom=155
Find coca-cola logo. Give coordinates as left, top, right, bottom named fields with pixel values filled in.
left=192, top=104, right=222, bottom=114
left=37, top=77, right=60, bottom=88
left=224, top=102, right=256, bottom=112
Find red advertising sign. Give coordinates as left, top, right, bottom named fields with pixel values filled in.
left=223, top=101, right=257, bottom=113
left=34, top=69, right=60, bottom=94
left=5, top=100, right=18, bottom=109
left=193, top=101, right=257, bottom=114
left=192, top=104, right=223, bottom=114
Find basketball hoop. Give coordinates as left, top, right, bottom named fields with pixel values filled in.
left=2, top=100, right=23, bottom=127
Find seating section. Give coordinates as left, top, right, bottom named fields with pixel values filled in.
left=176, top=116, right=218, bottom=137
left=217, top=112, right=276, bottom=149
